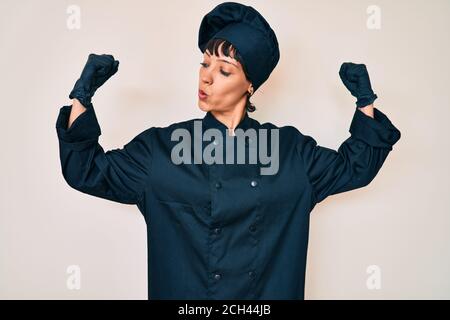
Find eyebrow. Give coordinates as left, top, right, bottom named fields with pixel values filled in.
left=205, top=51, right=238, bottom=69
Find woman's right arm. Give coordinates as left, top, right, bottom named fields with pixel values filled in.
left=55, top=53, right=154, bottom=205
left=68, top=98, right=87, bottom=129
left=55, top=101, right=154, bottom=205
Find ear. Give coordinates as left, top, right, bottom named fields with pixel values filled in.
left=248, top=84, right=254, bottom=95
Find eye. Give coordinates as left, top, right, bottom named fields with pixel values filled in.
left=200, top=62, right=231, bottom=77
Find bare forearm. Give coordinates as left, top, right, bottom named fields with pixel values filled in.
left=358, top=103, right=374, bottom=118
left=68, top=98, right=87, bottom=129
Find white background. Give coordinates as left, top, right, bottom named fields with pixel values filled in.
left=0, top=0, right=448, bottom=299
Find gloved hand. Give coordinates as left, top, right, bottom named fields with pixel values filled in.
left=69, top=53, right=119, bottom=107
left=339, top=62, right=378, bottom=108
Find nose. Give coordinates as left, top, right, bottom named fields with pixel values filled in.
left=200, top=68, right=212, bottom=84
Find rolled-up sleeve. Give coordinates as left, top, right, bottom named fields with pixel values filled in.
left=55, top=105, right=153, bottom=205
left=296, top=107, right=401, bottom=204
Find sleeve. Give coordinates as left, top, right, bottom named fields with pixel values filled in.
left=295, top=107, right=401, bottom=204
left=55, top=104, right=154, bottom=205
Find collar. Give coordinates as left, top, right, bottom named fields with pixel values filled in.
left=202, top=110, right=254, bottom=136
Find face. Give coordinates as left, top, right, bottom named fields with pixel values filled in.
left=198, top=42, right=253, bottom=113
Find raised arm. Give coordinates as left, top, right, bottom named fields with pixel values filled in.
left=296, top=106, right=401, bottom=204
left=68, top=98, right=87, bottom=129
left=296, top=62, right=401, bottom=204
left=55, top=54, right=154, bottom=205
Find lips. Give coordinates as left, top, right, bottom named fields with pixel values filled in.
left=198, top=89, right=208, bottom=100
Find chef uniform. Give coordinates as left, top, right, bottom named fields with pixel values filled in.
left=55, top=2, right=401, bottom=299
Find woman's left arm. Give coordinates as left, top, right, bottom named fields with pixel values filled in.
left=358, top=104, right=374, bottom=118
left=296, top=106, right=401, bottom=204
left=295, top=62, right=400, bottom=204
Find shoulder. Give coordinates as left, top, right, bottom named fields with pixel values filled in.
left=157, top=117, right=199, bottom=131
left=141, top=117, right=201, bottom=137
left=257, top=120, right=319, bottom=154
left=256, top=119, right=305, bottom=143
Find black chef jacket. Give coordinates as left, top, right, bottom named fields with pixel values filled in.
left=55, top=104, right=401, bottom=300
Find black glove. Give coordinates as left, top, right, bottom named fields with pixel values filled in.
left=339, top=62, right=378, bottom=108
left=69, top=53, right=119, bottom=107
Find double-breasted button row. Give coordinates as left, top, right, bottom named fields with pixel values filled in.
left=212, top=271, right=254, bottom=281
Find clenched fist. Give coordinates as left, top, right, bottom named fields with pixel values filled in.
left=339, top=62, right=378, bottom=108
left=69, top=53, right=119, bottom=108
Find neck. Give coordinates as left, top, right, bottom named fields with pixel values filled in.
left=211, top=107, right=246, bottom=132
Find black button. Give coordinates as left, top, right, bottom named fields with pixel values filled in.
left=214, top=227, right=221, bottom=235
left=215, top=182, right=222, bottom=189
left=248, top=271, right=255, bottom=277
left=250, top=180, right=258, bottom=187
left=249, top=225, right=256, bottom=232
left=214, top=273, right=221, bottom=280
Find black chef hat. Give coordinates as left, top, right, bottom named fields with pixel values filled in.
left=198, top=1, right=280, bottom=92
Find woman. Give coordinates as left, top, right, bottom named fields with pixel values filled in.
left=55, top=2, right=401, bottom=300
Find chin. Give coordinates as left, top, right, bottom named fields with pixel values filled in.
left=198, top=102, right=211, bottom=112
